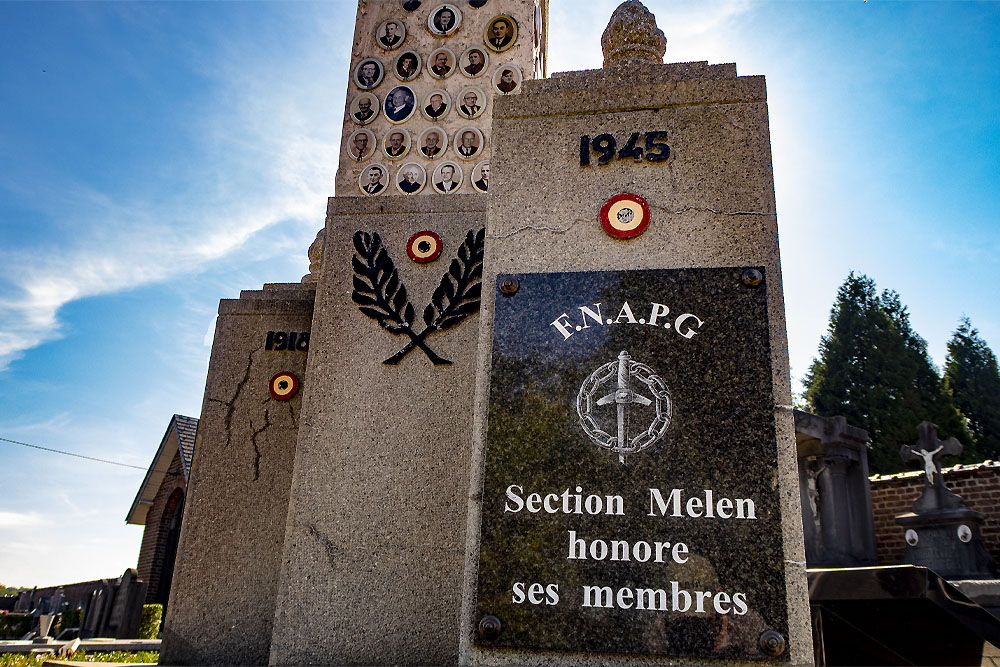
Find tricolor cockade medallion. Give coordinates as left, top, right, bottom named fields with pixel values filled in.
left=352, top=228, right=484, bottom=366
left=576, top=350, right=671, bottom=464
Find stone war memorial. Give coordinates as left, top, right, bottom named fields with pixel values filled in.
left=160, top=1, right=813, bottom=665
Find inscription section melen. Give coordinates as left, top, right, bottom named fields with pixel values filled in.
left=474, top=267, right=789, bottom=661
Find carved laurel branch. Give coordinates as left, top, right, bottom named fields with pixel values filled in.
left=351, top=228, right=485, bottom=366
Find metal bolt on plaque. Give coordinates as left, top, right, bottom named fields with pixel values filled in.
left=498, top=277, right=519, bottom=296
left=478, top=614, right=502, bottom=642
left=742, top=268, right=763, bottom=287
left=758, top=629, right=786, bottom=657
left=577, top=350, right=671, bottom=464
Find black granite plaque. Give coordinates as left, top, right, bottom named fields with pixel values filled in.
left=474, top=267, right=790, bottom=661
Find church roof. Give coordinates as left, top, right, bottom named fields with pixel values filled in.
left=125, top=414, right=199, bottom=525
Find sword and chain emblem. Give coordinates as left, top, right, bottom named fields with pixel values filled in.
left=351, top=228, right=484, bottom=365
left=577, top=350, right=671, bottom=464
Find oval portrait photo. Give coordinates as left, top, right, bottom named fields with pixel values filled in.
left=347, top=129, right=377, bottom=162
left=396, top=162, right=427, bottom=194
left=393, top=51, right=421, bottom=82
left=375, top=19, right=406, bottom=50
left=382, top=128, right=411, bottom=160
left=427, top=47, right=456, bottom=79
left=455, top=126, right=484, bottom=160
left=358, top=163, right=388, bottom=196
left=471, top=161, right=490, bottom=193
left=354, top=58, right=384, bottom=90
left=432, top=161, right=464, bottom=194
left=421, top=89, right=451, bottom=121
left=418, top=126, right=448, bottom=160
left=427, top=4, right=462, bottom=36
left=460, top=47, right=488, bottom=78
left=456, top=86, right=486, bottom=119
left=492, top=63, right=522, bottom=95
left=484, top=15, right=517, bottom=53
left=350, top=92, right=380, bottom=125
left=383, top=85, right=416, bottom=123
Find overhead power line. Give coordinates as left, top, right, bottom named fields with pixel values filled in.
left=0, top=436, right=147, bottom=470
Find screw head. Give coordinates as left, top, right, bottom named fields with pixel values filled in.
left=478, top=614, right=502, bottom=642
left=742, top=268, right=763, bottom=287
left=499, top=278, right=520, bottom=296
left=759, top=629, right=786, bottom=657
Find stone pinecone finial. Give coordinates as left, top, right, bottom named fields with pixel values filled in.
left=301, top=228, right=326, bottom=284
left=602, top=0, right=666, bottom=68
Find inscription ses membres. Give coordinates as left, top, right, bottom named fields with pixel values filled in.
left=503, top=485, right=757, bottom=615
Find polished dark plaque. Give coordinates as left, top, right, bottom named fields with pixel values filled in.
left=474, top=267, right=790, bottom=661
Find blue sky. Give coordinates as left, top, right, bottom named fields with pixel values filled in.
left=1, top=1, right=997, bottom=587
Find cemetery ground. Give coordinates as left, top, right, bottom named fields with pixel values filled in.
left=0, top=650, right=157, bottom=666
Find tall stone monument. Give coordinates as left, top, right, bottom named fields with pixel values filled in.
left=794, top=410, right=877, bottom=567
left=163, top=1, right=812, bottom=665
left=163, top=0, right=547, bottom=664
left=459, top=1, right=811, bottom=664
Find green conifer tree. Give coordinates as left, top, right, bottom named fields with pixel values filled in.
left=804, top=273, right=972, bottom=473
left=944, top=317, right=1000, bottom=459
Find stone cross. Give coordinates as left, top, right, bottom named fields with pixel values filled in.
left=900, top=421, right=962, bottom=486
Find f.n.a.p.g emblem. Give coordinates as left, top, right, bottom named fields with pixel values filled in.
left=577, top=350, right=671, bottom=464
left=351, top=228, right=484, bottom=366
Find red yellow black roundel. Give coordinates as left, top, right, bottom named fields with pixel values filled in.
left=269, top=371, right=299, bottom=401
left=407, top=230, right=443, bottom=263
left=600, top=193, right=651, bottom=239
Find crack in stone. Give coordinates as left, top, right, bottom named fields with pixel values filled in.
left=249, top=407, right=271, bottom=482
left=488, top=206, right=774, bottom=239
left=288, top=403, right=298, bottom=429
left=206, top=346, right=259, bottom=451
left=307, top=524, right=339, bottom=570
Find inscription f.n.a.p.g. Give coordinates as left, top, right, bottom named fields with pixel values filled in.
left=550, top=302, right=705, bottom=341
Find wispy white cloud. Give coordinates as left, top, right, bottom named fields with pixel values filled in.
left=0, top=7, right=347, bottom=372
left=0, top=511, right=48, bottom=528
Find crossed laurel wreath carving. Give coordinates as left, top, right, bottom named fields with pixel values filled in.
left=351, top=228, right=485, bottom=365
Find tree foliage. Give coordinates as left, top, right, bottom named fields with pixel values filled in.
left=945, top=317, right=1000, bottom=459
left=804, top=273, right=973, bottom=474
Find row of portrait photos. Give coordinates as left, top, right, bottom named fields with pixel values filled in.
left=374, top=10, right=518, bottom=53
left=359, top=161, right=490, bottom=196
left=351, top=84, right=502, bottom=127
left=355, top=53, right=523, bottom=94
left=348, top=125, right=487, bottom=163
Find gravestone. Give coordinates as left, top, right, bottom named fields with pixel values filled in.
left=460, top=2, right=811, bottom=664
left=896, top=421, right=996, bottom=579
left=794, top=411, right=876, bottom=567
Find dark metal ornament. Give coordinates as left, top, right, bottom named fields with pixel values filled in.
left=352, top=228, right=485, bottom=365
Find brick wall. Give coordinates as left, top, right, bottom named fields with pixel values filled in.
left=136, top=449, right=186, bottom=605
left=870, top=461, right=1000, bottom=566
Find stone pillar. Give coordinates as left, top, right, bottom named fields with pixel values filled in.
left=160, top=284, right=314, bottom=665
left=460, top=2, right=811, bottom=663
left=268, top=195, right=487, bottom=665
